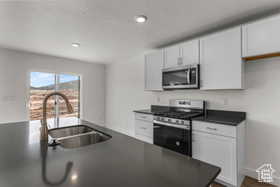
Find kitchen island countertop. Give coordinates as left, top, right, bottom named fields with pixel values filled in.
left=0, top=119, right=220, bottom=187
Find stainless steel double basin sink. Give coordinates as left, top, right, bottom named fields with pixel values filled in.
left=48, top=125, right=111, bottom=149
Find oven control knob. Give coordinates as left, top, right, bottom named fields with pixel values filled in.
left=176, top=141, right=180, bottom=146
left=181, top=121, right=185, bottom=125
left=176, top=120, right=179, bottom=124
left=168, top=119, right=171, bottom=122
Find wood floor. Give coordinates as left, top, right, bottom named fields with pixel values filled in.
left=212, top=176, right=276, bottom=187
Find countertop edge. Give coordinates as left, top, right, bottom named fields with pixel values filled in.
left=192, top=118, right=246, bottom=126
left=133, top=110, right=153, bottom=115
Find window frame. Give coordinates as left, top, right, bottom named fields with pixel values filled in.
left=28, top=71, right=81, bottom=124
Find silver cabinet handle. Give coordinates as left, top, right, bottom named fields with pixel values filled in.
left=141, top=116, right=147, bottom=119
left=140, top=127, right=147, bottom=130
left=206, top=127, right=217, bottom=131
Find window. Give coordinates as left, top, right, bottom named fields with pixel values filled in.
left=29, top=72, right=80, bottom=123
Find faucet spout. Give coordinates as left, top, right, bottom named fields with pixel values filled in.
left=41, top=92, right=74, bottom=141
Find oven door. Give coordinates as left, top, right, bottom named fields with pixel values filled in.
left=153, top=122, right=192, bottom=156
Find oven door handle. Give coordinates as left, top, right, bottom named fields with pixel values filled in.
left=153, top=120, right=190, bottom=130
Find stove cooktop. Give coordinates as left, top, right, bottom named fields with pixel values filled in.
left=154, top=111, right=203, bottom=120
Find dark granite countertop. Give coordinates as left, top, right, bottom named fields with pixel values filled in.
left=134, top=106, right=246, bottom=126
left=0, top=119, right=220, bottom=187
left=193, top=110, right=246, bottom=126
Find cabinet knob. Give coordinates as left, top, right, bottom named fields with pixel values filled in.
left=176, top=141, right=180, bottom=146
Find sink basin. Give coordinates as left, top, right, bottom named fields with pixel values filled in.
left=58, top=132, right=111, bottom=149
left=48, top=125, right=94, bottom=139
left=48, top=125, right=111, bottom=149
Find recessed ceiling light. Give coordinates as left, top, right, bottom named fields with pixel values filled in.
left=135, top=15, right=148, bottom=23
left=72, top=43, right=80, bottom=48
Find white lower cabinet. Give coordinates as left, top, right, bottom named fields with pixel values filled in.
left=134, top=113, right=153, bottom=144
left=192, top=131, right=236, bottom=185
left=192, top=121, right=245, bottom=187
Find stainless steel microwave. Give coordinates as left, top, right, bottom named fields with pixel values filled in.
left=162, top=64, right=200, bottom=90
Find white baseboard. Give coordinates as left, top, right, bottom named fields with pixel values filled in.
left=243, top=167, right=280, bottom=186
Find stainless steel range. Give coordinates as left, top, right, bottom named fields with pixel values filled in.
left=153, top=99, right=205, bottom=156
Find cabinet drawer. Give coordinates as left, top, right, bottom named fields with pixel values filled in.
left=192, top=121, right=236, bottom=138
left=135, top=120, right=153, bottom=138
left=135, top=113, right=153, bottom=122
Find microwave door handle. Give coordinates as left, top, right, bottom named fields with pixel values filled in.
left=188, top=68, right=192, bottom=84
left=186, top=69, right=190, bottom=84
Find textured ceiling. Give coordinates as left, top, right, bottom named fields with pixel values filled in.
left=0, top=0, right=280, bottom=63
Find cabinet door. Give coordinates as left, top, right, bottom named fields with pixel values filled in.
left=200, top=27, right=243, bottom=90
left=164, top=45, right=181, bottom=68
left=242, top=14, right=280, bottom=57
left=192, top=131, right=237, bottom=186
left=145, top=50, right=164, bottom=91
left=181, top=39, right=200, bottom=65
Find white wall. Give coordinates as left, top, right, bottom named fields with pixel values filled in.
left=105, top=54, right=157, bottom=135
left=105, top=53, right=280, bottom=185
left=0, top=48, right=105, bottom=125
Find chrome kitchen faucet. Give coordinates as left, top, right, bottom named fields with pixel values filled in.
left=40, top=92, right=74, bottom=141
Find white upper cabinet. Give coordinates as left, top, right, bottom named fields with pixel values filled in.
left=242, top=14, right=280, bottom=57
left=164, top=39, right=200, bottom=68
left=164, top=45, right=181, bottom=68
left=200, top=27, right=244, bottom=90
left=181, top=39, right=200, bottom=65
left=145, top=50, right=164, bottom=91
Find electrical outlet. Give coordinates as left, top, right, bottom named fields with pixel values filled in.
left=156, top=96, right=160, bottom=103
left=223, top=98, right=229, bottom=105
left=2, top=96, right=16, bottom=102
